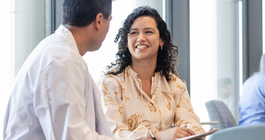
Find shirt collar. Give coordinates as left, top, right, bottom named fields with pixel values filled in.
left=55, top=25, right=80, bottom=55
left=126, top=65, right=159, bottom=79
left=125, top=65, right=137, bottom=78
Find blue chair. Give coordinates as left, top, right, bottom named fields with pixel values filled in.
left=205, top=100, right=237, bottom=129
left=208, top=124, right=265, bottom=140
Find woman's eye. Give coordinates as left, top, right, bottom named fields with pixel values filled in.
left=129, top=31, right=137, bottom=35
left=146, top=31, right=153, bottom=34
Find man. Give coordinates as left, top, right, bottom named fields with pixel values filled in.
left=3, top=0, right=151, bottom=140
left=239, top=54, right=265, bottom=126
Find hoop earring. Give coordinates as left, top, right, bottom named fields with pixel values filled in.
left=160, top=45, right=163, bottom=50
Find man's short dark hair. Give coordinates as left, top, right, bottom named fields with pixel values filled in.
left=62, top=0, right=112, bottom=27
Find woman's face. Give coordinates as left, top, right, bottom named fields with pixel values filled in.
left=127, top=16, right=164, bottom=62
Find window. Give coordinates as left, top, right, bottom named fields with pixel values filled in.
left=0, top=0, right=13, bottom=137
left=190, top=0, right=241, bottom=127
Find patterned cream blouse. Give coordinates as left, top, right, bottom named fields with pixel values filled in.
left=98, top=66, right=205, bottom=139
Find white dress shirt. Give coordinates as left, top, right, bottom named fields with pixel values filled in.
left=98, top=66, right=205, bottom=139
left=3, top=25, right=129, bottom=140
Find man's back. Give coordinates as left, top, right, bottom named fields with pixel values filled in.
left=3, top=25, right=104, bottom=139
left=239, top=73, right=265, bottom=126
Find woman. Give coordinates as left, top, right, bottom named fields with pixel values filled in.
left=98, top=6, right=205, bottom=140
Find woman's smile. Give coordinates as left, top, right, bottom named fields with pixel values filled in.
left=127, top=16, right=163, bottom=61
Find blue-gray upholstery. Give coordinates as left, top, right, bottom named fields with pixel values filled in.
left=205, top=100, right=237, bottom=129
left=208, top=124, right=265, bottom=140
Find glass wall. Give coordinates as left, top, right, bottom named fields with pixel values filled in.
left=190, top=0, right=241, bottom=127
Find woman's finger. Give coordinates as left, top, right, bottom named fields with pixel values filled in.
left=174, top=127, right=194, bottom=138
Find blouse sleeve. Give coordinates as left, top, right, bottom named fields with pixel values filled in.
left=98, top=74, right=148, bottom=139
left=172, top=77, right=205, bottom=135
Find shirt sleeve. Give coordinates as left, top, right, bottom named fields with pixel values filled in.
left=33, top=60, right=127, bottom=140
left=239, top=78, right=265, bottom=126
left=172, top=77, right=205, bottom=135
left=98, top=75, right=149, bottom=139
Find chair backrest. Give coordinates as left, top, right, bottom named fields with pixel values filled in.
left=208, top=124, right=265, bottom=140
left=205, top=100, right=237, bottom=129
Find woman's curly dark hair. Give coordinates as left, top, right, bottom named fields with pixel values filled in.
left=107, top=6, right=179, bottom=81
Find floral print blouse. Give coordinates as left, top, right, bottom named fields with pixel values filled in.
left=98, top=66, right=205, bottom=139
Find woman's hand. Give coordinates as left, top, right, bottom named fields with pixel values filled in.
left=155, top=125, right=195, bottom=140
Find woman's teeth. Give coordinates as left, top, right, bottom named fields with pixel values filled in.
left=137, top=45, right=147, bottom=49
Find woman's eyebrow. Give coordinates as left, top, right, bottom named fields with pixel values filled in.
left=129, top=28, right=155, bottom=31
left=129, top=28, right=139, bottom=31
left=143, top=27, right=155, bottom=31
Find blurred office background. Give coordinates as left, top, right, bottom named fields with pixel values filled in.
left=0, top=0, right=264, bottom=138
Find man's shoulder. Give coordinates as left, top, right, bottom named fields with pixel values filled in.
left=41, top=34, right=81, bottom=59
left=26, top=34, right=85, bottom=72
left=38, top=34, right=70, bottom=53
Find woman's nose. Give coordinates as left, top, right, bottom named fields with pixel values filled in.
left=137, top=33, right=146, bottom=42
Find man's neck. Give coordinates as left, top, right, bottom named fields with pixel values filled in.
left=64, top=24, right=93, bottom=56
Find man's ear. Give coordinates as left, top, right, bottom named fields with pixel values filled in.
left=93, top=13, right=104, bottom=30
